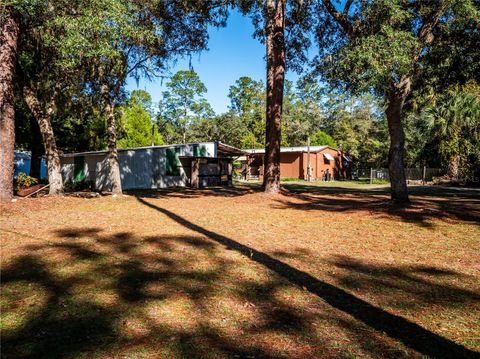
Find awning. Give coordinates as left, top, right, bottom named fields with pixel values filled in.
left=323, top=153, right=335, bottom=161
left=217, top=142, right=248, bottom=157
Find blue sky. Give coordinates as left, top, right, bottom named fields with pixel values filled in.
left=125, top=9, right=302, bottom=114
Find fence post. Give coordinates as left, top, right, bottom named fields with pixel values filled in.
left=370, top=168, right=373, bottom=184
left=422, top=165, right=426, bottom=185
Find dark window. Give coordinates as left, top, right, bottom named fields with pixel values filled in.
left=166, top=148, right=181, bottom=176
left=74, top=156, right=86, bottom=182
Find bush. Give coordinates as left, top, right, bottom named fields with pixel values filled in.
left=64, top=180, right=94, bottom=192
left=14, top=173, right=38, bottom=191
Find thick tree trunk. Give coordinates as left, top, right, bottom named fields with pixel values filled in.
left=263, top=0, right=285, bottom=193
left=385, top=80, right=410, bottom=203
left=0, top=8, right=19, bottom=202
left=263, top=0, right=274, bottom=190
left=101, top=82, right=122, bottom=194
left=23, top=86, right=63, bottom=195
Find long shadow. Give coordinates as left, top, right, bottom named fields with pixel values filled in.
left=279, top=183, right=480, bottom=225
left=125, top=184, right=258, bottom=199
left=325, top=255, right=480, bottom=309
left=136, top=196, right=479, bottom=358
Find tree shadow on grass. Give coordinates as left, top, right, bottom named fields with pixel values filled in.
left=276, top=183, right=480, bottom=227
left=135, top=196, right=479, bottom=358
left=127, top=182, right=480, bottom=227
left=125, top=184, right=257, bottom=199
left=5, top=227, right=326, bottom=358
left=2, top=210, right=479, bottom=358
left=324, top=255, right=480, bottom=309
left=1, top=255, right=119, bottom=358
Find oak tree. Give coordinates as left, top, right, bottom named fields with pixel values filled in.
left=315, top=0, right=479, bottom=202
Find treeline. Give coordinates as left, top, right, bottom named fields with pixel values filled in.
left=98, top=71, right=390, bottom=168
left=69, top=69, right=479, bottom=181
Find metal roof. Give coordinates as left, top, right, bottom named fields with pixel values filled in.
left=60, top=142, right=246, bottom=158
left=217, top=142, right=248, bottom=156
left=244, top=145, right=333, bottom=154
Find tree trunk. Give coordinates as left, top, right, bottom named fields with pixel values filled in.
left=447, top=154, right=460, bottom=180
left=385, top=80, right=410, bottom=203
left=0, top=8, right=19, bottom=202
left=263, top=0, right=285, bottom=193
left=101, top=82, right=122, bottom=194
left=23, top=86, right=63, bottom=195
left=263, top=0, right=274, bottom=190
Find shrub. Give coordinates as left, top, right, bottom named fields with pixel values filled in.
left=64, top=180, right=94, bottom=192
left=15, top=173, right=38, bottom=191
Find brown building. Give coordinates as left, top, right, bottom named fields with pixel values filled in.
left=243, top=146, right=352, bottom=181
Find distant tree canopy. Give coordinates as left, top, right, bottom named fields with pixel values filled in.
left=189, top=111, right=249, bottom=149
left=155, top=73, right=387, bottom=169
left=228, top=76, right=265, bottom=146
left=118, top=90, right=163, bottom=149
left=310, top=131, right=337, bottom=147
left=158, top=70, right=214, bottom=144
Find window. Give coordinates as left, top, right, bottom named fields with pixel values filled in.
left=166, top=148, right=181, bottom=176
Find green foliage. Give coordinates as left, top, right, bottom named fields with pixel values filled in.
left=118, top=90, right=163, bottom=148
left=321, top=92, right=388, bottom=168
left=315, top=1, right=478, bottom=97
left=228, top=76, right=265, bottom=145
left=283, top=78, right=324, bottom=146
left=14, top=0, right=228, bottom=162
left=240, top=132, right=259, bottom=149
left=310, top=131, right=337, bottom=147
left=158, top=70, right=214, bottom=144
left=188, top=111, right=249, bottom=149
left=421, top=83, right=480, bottom=178
left=14, top=173, right=38, bottom=190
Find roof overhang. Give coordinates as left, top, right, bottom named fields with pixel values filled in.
left=244, top=145, right=336, bottom=154
left=217, top=142, right=248, bottom=157
left=323, top=153, right=335, bottom=161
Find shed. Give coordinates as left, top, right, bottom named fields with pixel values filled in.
left=60, top=142, right=246, bottom=191
left=14, top=150, right=47, bottom=179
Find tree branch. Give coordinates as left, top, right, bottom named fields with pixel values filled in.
left=417, top=0, right=451, bottom=46
left=343, top=0, right=354, bottom=16
left=322, top=0, right=354, bottom=35
left=46, top=82, right=62, bottom=117
left=126, top=56, right=152, bottom=76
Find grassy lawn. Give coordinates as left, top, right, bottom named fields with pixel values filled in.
left=1, top=182, right=479, bottom=358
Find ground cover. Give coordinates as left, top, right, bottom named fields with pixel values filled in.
left=1, top=182, right=479, bottom=358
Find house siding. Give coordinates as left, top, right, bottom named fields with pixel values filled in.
left=60, top=142, right=235, bottom=191
left=246, top=146, right=349, bottom=181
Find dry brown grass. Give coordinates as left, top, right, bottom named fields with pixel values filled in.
left=1, top=183, right=479, bottom=358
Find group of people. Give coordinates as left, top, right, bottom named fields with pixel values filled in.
left=323, top=168, right=332, bottom=181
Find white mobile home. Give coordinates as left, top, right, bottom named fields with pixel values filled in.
left=60, top=142, right=245, bottom=191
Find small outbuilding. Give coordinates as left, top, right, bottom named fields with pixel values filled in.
left=60, top=142, right=246, bottom=191
left=241, top=145, right=352, bottom=181
left=14, top=150, right=48, bottom=179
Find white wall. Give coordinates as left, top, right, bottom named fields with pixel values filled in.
left=60, top=143, right=217, bottom=191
